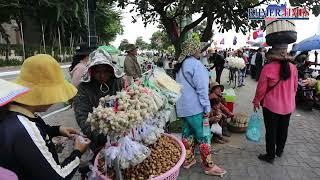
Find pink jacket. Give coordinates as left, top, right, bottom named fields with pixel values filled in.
left=253, top=61, right=298, bottom=115
left=70, top=63, right=87, bottom=87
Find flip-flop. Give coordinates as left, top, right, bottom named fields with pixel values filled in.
left=204, top=165, right=227, bottom=177
left=183, top=159, right=197, bottom=169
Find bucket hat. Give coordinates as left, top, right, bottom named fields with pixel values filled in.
left=14, top=54, right=77, bottom=106
left=125, top=44, right=138, bottom=53
left=0, top=79, right=29, bottom=107
left=178, top=39, right=209, bottom=63
left=81, top=48, right=125, bottom=82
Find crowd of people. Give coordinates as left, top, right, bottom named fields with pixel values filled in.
left=0, top=33, right=319, bottom=179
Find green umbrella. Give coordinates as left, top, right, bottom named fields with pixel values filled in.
left=98, top=45, right=120, bottom=54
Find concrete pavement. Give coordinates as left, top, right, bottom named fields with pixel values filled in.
left=44, top=70, right=320, bottom=180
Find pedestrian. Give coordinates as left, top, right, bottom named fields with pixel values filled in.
left=235, top=49, right=246, bottom=87
left=250, top=49, right=257, bottom=79
left=253, top=45, right=298, bottom=164
left=0, top=54, right=91, bottom=179
left=209, top=49, right=225, bottom=84
left=73, top=48, right=124, bottom=178
left=124, top=44, right=142, bottom=84
left=255, top=48, right=264, bottom=81
left=69, top=43, right=90, bottom=87
left=175, top=39, right=226, bottom=176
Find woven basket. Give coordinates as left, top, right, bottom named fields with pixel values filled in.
left=228, top=113, right=248, bottom=133
left=94, top=133, right=186, bottom=180
left=265, top=19, right=297, bottom=46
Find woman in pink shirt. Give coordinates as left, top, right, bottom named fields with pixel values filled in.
left=69, top=43, right=90, bottom=87
left=253, top=45, right=298, bottom=164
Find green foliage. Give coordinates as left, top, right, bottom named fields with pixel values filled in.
left=135, top=36, right=149, bottom=50
left=117, top=0, right=320, bottom=57
left=0, top=0, right=123, bottom=49
left=192, top=32, right=201, bottom=43
left=0, top=59, right=23, bottom=67
left=150, top=31, right=172, bottom=51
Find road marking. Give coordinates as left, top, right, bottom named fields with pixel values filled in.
left=0, top=64, right=70, bottom=77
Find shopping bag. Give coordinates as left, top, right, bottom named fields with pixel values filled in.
left=246, top=112, right=262, bottom=142
left=211, top=123, right=222, bottom=136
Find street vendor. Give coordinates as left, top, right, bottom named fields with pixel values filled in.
left=175, top=39, right=226, bottom=176
left=0, top=54, right=91, bottom=180
left=209, top=98, right=229, bottom=144
left=124, top=44, right=142, bottom=83
left=73, top=48, right=125, bottom=150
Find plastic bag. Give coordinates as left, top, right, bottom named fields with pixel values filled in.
left=246, top=113, right=262, bottom=142
left=139, top=122, right=164, bottom=145
left=118, top=136, right=150, bottom=169
left=211, top=123, right=222, bottom=135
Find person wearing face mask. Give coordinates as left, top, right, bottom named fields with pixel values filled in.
left=174, top=39, right=226, bottom=176
left=73, top=48, right=124, bottom=151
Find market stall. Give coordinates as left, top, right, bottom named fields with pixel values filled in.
left=86, top=69, right=186, bottom=180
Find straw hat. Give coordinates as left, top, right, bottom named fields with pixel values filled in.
left=209, top=80, right=224, bottom=91
left=0, top=79, right=29, bottom=107
left=125, top=44, right=138, bottom=53
left=178, top=39, right=209, bottom=63
left=14, top=54, right=77, bottom=106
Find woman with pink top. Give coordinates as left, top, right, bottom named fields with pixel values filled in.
left=252, top=44, right=298, bottom=164
left=69, top=43, right=90, bottom=87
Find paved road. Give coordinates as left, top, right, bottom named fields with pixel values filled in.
left=45, top=69, right=320, bottom=180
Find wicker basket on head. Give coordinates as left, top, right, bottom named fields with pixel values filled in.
left=265, top=20, right=297, bottom=46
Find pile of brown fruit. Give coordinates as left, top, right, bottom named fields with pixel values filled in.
left=123, top=135, right=181, bottom=180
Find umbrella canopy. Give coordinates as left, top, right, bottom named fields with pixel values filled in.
left=292, top=35, right=320, bottom=52
left=98, top=45, right=120, bottom=54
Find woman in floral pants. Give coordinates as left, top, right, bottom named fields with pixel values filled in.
left=175, top=39, right=226, bottom=176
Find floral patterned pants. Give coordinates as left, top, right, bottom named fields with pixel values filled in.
left=181, top=113, right=214, bottom=168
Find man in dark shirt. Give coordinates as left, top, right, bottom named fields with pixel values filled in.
left=209, top=50, right=225, bottom=84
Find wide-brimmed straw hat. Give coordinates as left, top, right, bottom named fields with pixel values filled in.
left=0, top=79, right=29, bottom=107
left=14, top=54, right=77, bottom=106
left=209, top=80, right=224, bottom=91
left=125, top=44, right=138, bottom=53
left=178, top=39, right=209, bottom=63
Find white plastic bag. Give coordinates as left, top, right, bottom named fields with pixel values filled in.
left=211, top=123, right=222, bottom=135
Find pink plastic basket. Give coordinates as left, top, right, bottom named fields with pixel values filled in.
left=94, top=133, right=186, bottom=180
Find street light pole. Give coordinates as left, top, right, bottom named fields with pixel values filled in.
left=86, top=0, right=98, bottom=51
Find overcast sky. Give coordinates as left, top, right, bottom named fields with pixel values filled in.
left=110, top=2, right=320, bottom=50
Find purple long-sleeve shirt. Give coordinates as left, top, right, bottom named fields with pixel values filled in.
left=176, top=57, right=211, bottom=117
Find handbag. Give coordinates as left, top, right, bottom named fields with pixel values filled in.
left=260, top=79, right=281, bottom=106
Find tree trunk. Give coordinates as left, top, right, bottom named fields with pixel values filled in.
left=58, top=26, right=63, bottom=62
left=201, top=13, right=214, bottom=42
left=41, top=22, right=46, bottom=54
left=20, top=22, right=25, bottom=60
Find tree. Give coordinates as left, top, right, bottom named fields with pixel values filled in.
left=0, top=0, right=124, bottom=59
left=135, top=36, right=148, bottom=50
left=150, top=30, right=171, bottom=51
left=119, top=39, right=129, bottom=51
left=117, top=0, right=320, bottom=57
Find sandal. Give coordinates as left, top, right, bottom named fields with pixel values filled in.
left=183, top=159, right=196, bottom=169
left=204, top=165, right=227, bottom=177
